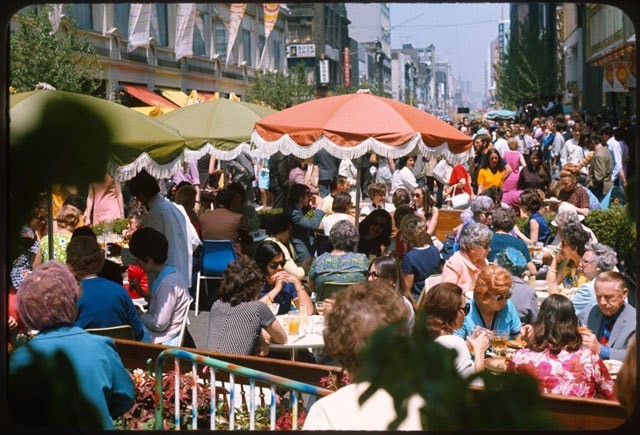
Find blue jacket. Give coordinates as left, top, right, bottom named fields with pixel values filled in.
left=9, top=325, right=134, bottom=429
left=284, top=204, right=325, bottom=261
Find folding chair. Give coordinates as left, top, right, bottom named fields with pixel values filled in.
left=417, top=274, right=443, bottom=307
left=195, top=240, right=237, bottom=316
left=86, top=325, right=135, bottom=340
left=317, top=281, right=355, bottom=302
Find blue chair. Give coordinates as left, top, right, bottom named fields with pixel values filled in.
left=195, top=240, right=237, bottom=316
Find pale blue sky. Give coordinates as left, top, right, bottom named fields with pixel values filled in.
left=390, top=3, right=505, bottom=94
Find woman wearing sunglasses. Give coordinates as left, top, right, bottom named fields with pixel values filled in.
left=418, top=282, right=490, bottom=376
left=254, top=240, right=313, bottom=316
left=454, top=264, right=523, bottom=341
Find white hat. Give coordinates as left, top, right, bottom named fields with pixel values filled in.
left=551, top=202, right=585, bottom=226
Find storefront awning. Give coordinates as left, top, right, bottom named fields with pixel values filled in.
left=161, top=89, right=190, bottom=107
left=198, top=91, right=216, bottom=101
left=123, top=84, right=178, bottom=109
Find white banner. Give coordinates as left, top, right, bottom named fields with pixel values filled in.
left=128, top=4, right=152, bottom=52
left=226, top=4, right=246, bottom=67
left=48, top=4, right=64, bottom=33
left=175, top=3, right=197, bottom=61
left=258, top=4, right=281, bottom=69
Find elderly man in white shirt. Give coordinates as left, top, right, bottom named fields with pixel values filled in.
left=127, top=170, right=200, bottom=288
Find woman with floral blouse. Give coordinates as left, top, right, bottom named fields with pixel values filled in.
left=308, top=220, right=369, bottom=295
left=506, top=294, right=614, bottom=400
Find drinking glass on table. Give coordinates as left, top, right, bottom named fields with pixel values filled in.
left=288, top=313, right=300, bottom=335
left=268, top=301, right=280, bottom=316
left=490, top=330, right=508, bottom=356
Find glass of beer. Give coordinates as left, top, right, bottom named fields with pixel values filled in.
left=315, top=301, right=325, bottom=315
left=491, top=330, right=508, bottom=356
left=288, top=314, right=300, bottom=335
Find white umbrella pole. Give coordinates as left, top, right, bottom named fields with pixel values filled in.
left=46, top=185, right=54, bottom=261
left=354, top=162, right=362, bottom=226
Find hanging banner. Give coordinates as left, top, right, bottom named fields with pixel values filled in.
left=263, top=4, right=280, bottom=40
left=175, top=3, right=197, bottom=61
left=48, top=4, right=64, bottom=33
left=226, top=3, right=247, bottom=67
left=344, top=47, right=351, bottom=88
left=258, top=4, right=281, bottom=69
left=602, top=63, right=614, bottom=93
left=318, top=59, right=330, bottom=84
left=613, top=61, right=628, bottom=92
left=628, top=58, right=637, bottom=88
left=128, top=4, right=152, bottom=52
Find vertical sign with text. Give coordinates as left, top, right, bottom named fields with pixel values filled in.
left=344, top=47, right=351, bottom=88
left=318, top=59, right=330, bottom=84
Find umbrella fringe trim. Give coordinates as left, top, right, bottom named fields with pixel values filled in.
left=108, top=154, right=185, bottom=182
left=108, top=143, right=253, bottom=181
left=251, top=131, right=473, bottom=163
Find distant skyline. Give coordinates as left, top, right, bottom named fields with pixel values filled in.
left=389, top=3, right=505, bottom=95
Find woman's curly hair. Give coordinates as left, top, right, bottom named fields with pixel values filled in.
left=66, top=236, right=105, bottom=279
left=324, top=281, right=406, bottom=375
left=218, top=255, right=264, bottom=306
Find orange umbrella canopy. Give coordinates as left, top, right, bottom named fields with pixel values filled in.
left=252, top=93, right=473, bottom=163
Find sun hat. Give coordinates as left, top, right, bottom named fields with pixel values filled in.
left=551, top=202, right=585, bottom=226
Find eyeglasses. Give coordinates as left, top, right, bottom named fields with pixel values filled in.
left=479, top=211, right=493, bottom=217
left=459, top=302, right=471, bottom=315
left=368, top=271, right=379, bottom=279
left=268, top=260, right=286, bottom=269
left=581, top=258, right=596, bottom=265
left=413, top=193, right=423, bottom=197
left=495, top=292, right=513, bottom=302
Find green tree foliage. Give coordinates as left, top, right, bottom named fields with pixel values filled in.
left=358, top=312, right=557, bottom=430
left=10, top=6, right=101, bottom=93
left=495, top=17, right=558, bottom=108
left=246, top=62, right=314, bottom=110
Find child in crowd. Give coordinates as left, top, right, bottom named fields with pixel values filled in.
left=518, top=189, right=551, bottom=245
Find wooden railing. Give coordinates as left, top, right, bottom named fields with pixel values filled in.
left=114, top=339, right=629, bottom=430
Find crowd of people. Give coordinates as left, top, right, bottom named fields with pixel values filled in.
left=6, top=109, right=637, bottom=429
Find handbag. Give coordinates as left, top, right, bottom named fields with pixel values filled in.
left=432, top=158, right=453, bottom=185
left=450, top=186, right=471, bottom=209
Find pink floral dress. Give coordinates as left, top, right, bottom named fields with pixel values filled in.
left=506, top=347, right=614, bottom=399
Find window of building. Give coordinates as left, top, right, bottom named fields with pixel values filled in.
left=114, top=4, right=130, bottom=39
left=215, top=22, right=227, bottom=57
left=288, top=22, right=312, bottom=44
left=273, top=39, right=281, bottom=69
left=69, top=4, right=93, bottom=30
left=193, top=14, right=205, bottom=56
left=259, top=35, right=266, bottom=57
left=151, top=3, right=168, bottom=47
left=242, top=29, right=251, bottom=65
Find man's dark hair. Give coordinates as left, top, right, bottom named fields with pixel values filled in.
left=128, top=170, right=160, bottom=198
left=129, top=227, right=168, bottom=264
left=215, top=188, right=234, bottom=208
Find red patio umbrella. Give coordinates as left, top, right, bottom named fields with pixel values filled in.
left=251, top=92, right=473, bottom=222
left=251, top=92, right=473, bottom=163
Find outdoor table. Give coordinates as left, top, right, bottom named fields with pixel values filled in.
left=269, top=315, right=325, bottom=362
left=534, top=281, right=578, bottom=307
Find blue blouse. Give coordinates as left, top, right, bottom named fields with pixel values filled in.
left=454, top=299, right=522, bottom=339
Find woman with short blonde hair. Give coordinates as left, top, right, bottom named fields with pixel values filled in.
left=33, top=205, right=82, bottom=267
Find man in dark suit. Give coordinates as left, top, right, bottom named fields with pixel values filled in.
left=578, top=271, right=636, bottom=361
left=269, top=151, right=289, bottom=209
left=313, top=148, right=340, bottom=198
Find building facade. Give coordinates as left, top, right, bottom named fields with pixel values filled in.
left=13, top=4, right=288, bottom=105
left=286, top=3, right=350, bottom=97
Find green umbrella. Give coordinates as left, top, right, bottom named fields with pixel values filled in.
left=9, top=90, right=205, bottom=260
left=10, top=90, right=206, bottom=182
left=156, top=98, right=277, bottom=160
